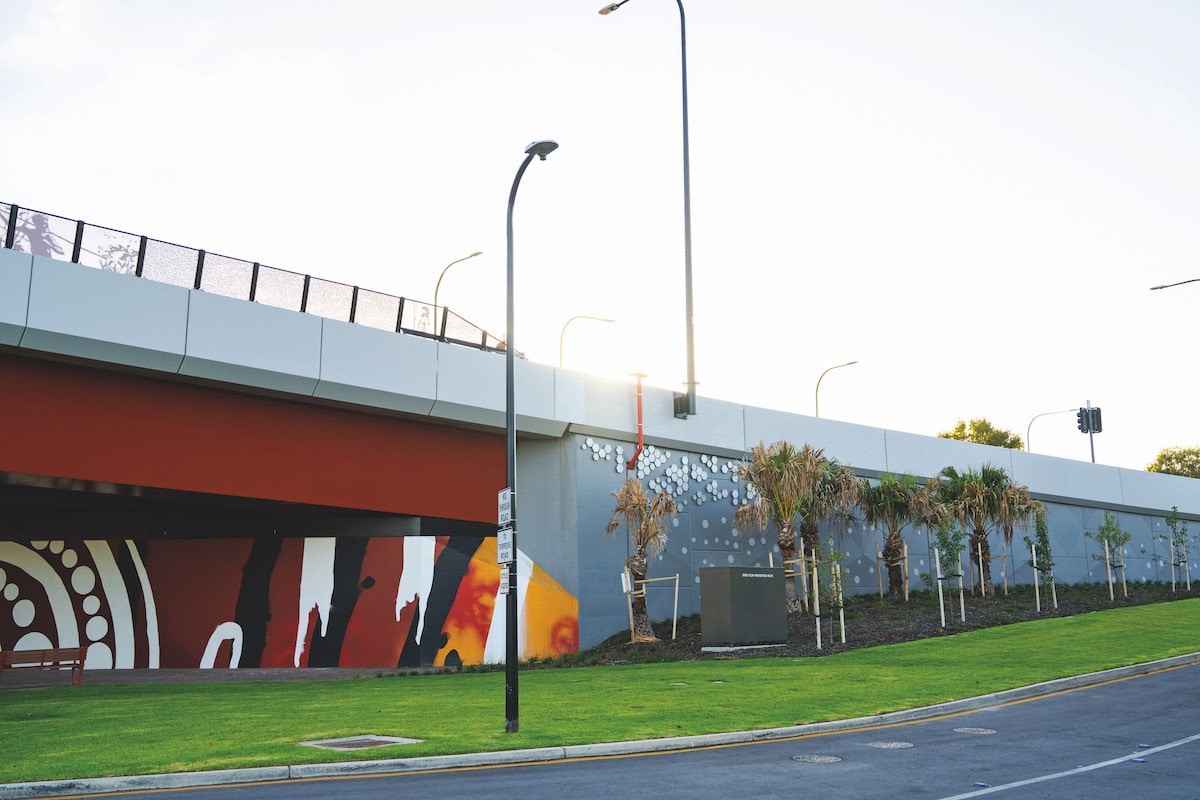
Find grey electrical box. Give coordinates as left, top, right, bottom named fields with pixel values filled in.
left=699, top=566, right=788, bottom=645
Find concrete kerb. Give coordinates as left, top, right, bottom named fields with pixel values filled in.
left=3, top=652, right=1198, bottom=800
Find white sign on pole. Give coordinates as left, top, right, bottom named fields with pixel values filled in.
left=497, top=525, right=514, bottom=565
left=499, top=564, right=510, bottom=594
left=498, top=488, right=512, bottom=526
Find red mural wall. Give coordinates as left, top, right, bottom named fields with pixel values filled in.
left=0, top=353, right=503, bottom=521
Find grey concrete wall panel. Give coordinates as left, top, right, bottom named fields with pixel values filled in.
left=571, top=438, right=638, bottom=648
left=313, top=319, right=436, bottom=415
left=1117, top=468, right=1200, bottom=515
left=180, top=290, right=321, bottom=395
left=576, top=381, right=748, bottom=457
left=1013, top=453, right=1125, bottom=507
left=570, top=375, right=637, bottom=440
left=742, top=407, right=888, bottom=469
left=0, top=248, right=31, bottom=345
left=516, top=440, right=576, bottom=595
left=430, top=345, right=563, bottom=435
left=885, top=430, right=1015, bottom=479
left=22, top=256, right=187, bottom=372
left=554, top=370, right=586, bottom=431
left=431, top=342, right=504, bottom=427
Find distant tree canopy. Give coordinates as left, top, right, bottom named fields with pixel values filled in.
left=937, top=418, right=1023, bottom=450
left=1146, top=446, right=1200, bottom=479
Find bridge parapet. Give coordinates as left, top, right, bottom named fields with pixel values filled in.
left=0, top=201, right=503, bottom=351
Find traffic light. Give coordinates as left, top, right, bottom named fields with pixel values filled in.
left=1088, top=406, right=1102, bottom=433
left=1076, top=407, right=1089, bottom=433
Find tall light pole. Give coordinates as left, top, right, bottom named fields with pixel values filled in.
left=503, top=139, right=557, bottom=734
left=600, top=0, right=696, bottom=419
left=433, top=251, right=483, bottom=332
left=559, top=314, right=616, bottom=367
left=814, top=360, right=859, bottom=418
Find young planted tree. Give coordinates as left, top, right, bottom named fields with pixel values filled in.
left=929, top=464, right=1036, bottom=595
left=1162, top=506, right=1193, bottom=591
left=1023, top=504, right=1056, bottom=609
left=1086, top=510, right=1131, bottom=600
left=858, top=472, right=922, bottom=600
left=735, top=442, right=858, bottom=613
left=605, top=478, right=677, bottom=642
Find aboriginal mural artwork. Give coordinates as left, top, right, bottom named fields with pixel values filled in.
left=0, top=536, right=577, bottom=669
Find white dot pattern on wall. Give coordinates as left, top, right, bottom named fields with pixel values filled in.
left=13, top=599, right=35, bottom=627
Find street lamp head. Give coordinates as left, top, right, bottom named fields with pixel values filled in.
left=524, top=140, right=559, bottom=161
left=469, top=251, right=483, bottom=258
left=598, top=2, right=623, bottom=14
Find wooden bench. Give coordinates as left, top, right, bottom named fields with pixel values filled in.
left=0, top=647, right=86, bottom=686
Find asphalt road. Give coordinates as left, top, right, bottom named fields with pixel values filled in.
left=46, top=662, right=1199, bottom=800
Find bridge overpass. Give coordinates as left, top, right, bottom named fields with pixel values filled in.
left=2, top=203, right=1198, bottom=671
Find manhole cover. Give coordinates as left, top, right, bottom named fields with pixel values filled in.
left=301, top=735, right=424, bottom=750
left=792, top=755, right=842, bottom=763
left=867, top=741, right=914, bottom=749
left=953, top=727, right=997, bottom=735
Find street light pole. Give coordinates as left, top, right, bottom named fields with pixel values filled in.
left=559, top=314, right=616, bottom=367
left=600, top=0, right=696, bottom=419
left=1150, top=278, right=1200, bottom=290
left=433, top=251, right=483, bottom=331
left=814, top=360, right=859, bottom=418
left=1025, top=408, right=1075, bottom=453
left=503, top=139, right=557, bottom=734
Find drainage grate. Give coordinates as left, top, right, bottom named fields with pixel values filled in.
left=953, top=727, right=997, bottom=735
left=792, top=754, right=842, bottom=763
left=301, top=735, right=424, bottom=750
left=867, top=741, right=914, bottom=749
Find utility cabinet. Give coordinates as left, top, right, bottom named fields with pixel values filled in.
left=699, top=566, right=788, bottom=645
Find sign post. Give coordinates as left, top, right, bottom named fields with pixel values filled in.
left=498, top=487, right=517, bottom=730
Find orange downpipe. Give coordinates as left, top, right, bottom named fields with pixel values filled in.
left=626, top=373, right=646, bottom=471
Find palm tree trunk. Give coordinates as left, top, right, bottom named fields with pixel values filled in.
left=777, top=522, right=804, bottom=614
left=883, top=533, right=905, bottom=600
left=626, top=552, right=658, bottom=642
left=972, top=530, right=994, bottom=595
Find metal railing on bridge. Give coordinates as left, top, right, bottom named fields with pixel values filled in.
left=1, top=202, right=505, bottom=352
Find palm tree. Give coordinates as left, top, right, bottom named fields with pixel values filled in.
left=605, top=478, right=677, bottom=642
left=929, top=464, right=1036, bottom=595
left=796, top=453, right=860, bottom=559
left=858, top=472, right=921, bottom=599
left=735, top=442, right=859, bottom=612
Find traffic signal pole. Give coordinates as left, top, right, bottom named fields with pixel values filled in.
left=1086, top=400, right=1096, bottom=464
left=1076, top=401, right=1102, bottom=463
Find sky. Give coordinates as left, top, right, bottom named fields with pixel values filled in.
left=3, top=0, right=1199, bottom=472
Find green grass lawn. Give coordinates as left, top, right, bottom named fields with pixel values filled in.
left=3, top=598, right=1198, bottom=784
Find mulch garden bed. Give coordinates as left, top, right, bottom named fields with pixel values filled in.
left=550, top=581, right=1194, bottom=667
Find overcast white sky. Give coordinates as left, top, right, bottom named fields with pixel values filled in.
left=4, top=0, right=1199, bottom=472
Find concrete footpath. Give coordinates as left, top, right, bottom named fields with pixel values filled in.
left=4, top=653, right=1199, bottom=800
